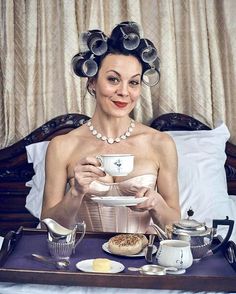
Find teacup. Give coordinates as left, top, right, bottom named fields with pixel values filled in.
left=96, top=154, right=134, bottom=176
left=156, top=239, right=193, bottom=270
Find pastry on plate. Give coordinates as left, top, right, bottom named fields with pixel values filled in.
left=108, top=233, right=148, bottom=255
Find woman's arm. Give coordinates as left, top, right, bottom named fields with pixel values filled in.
left=135, top=132, right=181, bottom=229
left=41, top=134, right=104, bottom=228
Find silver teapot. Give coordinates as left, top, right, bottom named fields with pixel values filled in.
left=152, top=209, right=234, bottom=261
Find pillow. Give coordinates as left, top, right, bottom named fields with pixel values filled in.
left=25, top=141, right=49, bottom=219
left=167, top=122, right=236, bottom=241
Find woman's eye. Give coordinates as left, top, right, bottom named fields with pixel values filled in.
left=130, top=80, right=140, bottom=86
left=107, top=76, right=119, bottom=84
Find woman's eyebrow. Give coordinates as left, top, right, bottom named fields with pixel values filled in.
left=106, top=70, right=141, bottom=78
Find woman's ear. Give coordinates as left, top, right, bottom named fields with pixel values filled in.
left=87, top=78, right=96, bottom=96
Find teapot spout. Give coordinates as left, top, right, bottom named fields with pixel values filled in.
left=150, top=224, right=168, bottom=241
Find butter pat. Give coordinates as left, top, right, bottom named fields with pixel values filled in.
left=92, top=258, right=111, bottom=272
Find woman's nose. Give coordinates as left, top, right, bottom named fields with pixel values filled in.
left=117, top=82, right=129, bottom=96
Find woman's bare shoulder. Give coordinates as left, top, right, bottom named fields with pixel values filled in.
left=47, top=125, right=87, bottom=157
left=136, top=123, right=176, bottom=158
left=137, top=122, right=174, bottom=143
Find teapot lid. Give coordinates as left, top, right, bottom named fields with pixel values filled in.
left=173, top=208, right=208, bottom=233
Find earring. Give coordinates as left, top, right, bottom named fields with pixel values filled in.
left=92, top=89, right=96, bottom=95
left=88, top=87, right=96, bottom=96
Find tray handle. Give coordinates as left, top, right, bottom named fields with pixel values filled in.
left=0, top=226, right=23, bottom=267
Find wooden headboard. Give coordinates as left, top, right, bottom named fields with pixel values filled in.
left=0, top=113, right=236, bottom=236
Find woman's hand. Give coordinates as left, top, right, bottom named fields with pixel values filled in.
left=130, top=187, right=160, bottom=212
left=131, top=186, right=180, bottom=230
left=73, top=156, right=105, bottom=196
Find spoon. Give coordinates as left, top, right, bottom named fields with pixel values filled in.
left=128, top=264, right=178, bottom=275
left=31, top=253, right=70, bottom=270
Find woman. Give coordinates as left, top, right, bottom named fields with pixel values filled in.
left=41, top=22, right=180, bottom=232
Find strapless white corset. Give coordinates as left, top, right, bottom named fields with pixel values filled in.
left=77, top=174, right=157, bottom=233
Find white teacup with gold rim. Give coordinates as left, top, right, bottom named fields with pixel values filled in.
left=96, top=154, right=134, bottom=176
left=156, top=239, right=193, bottom=271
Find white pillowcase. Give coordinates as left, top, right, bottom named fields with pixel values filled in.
left=167, top=123, right=229, bottom=216
left=25, top=141, right=49, bottom=219
left=167, top=122, right=236, bottom=241
left=24, top=123, right=236, bottom=241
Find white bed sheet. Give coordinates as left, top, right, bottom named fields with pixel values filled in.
left=0, top=283, right=227, bottom=294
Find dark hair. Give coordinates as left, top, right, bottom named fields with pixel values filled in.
left=92, top=40, right=144, bottom=76
left=72, top=22, right=160, bottom=87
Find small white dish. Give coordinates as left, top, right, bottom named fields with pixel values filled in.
left=76, top=259, right=125, bottom=273
left=102, top=242, right=157, bottom=257
left=91, top=196, right=147, bottom=207
left=166, top=269, right=186, bottom=275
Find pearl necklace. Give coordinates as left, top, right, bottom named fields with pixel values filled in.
left=87, top=119, right=135, bottom=144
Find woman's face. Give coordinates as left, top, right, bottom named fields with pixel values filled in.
left=91, top=54, right=142, bottom=118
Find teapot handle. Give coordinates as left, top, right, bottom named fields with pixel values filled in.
left=211, top=217, right=234, bottom=254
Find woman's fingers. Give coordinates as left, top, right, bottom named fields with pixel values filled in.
left=135, top=187, right=149, bottom=198
left=73, top=156, right=106, bottom=195
left=131, top=188, right=157, bottom=211
left=79, top=156, right=100, bottom=167
left=75, top=156, right=105, bottom=177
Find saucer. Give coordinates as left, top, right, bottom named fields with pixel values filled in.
left=91, top=196, right=147, bottom=207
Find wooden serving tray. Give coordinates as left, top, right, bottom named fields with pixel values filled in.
left=0, top=228, right=235, bottom=292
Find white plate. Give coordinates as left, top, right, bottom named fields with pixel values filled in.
left=76, top=259, right=125, bottom=273
left=91, top=196, right=148, bottom=207
left=102, top=242, right=157, bottom=257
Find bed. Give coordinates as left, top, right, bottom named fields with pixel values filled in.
left=0, top=112, right=236, bottom=236
left=0, top=112, right=236, bottom=293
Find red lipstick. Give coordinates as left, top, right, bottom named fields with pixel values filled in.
left=113, top=101, right=128, bottom=108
